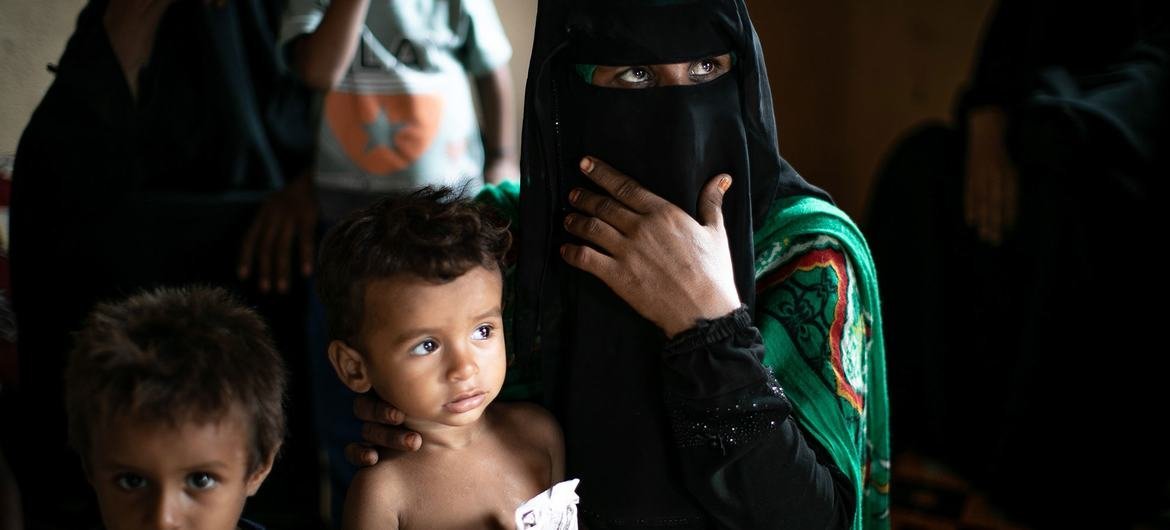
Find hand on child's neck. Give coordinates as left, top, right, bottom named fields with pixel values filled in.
left=404, top=413, right=491, bottom=450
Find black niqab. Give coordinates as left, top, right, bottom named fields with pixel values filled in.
left=513, top=0, right=830, bottom=525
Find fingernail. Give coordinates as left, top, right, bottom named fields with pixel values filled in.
left=569, top=188, right=581, bottom=203
left=718, top=175, right=732, bottom=193
left=563, top=214, right=574, bottom=228
left=559, top=244, right=569, bottom=258
left=389, top=409, right=403, bottom=423
left=407, top=433, right=421, bottom=450
left=579, top=157, right=593, bottom=174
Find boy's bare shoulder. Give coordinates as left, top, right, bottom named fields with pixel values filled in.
left=342, top=456, right=414, bottom=529
left=490, top=401, right=562, bottom=449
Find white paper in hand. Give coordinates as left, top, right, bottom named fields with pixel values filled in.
left=514, top=478, right=580, bottom=530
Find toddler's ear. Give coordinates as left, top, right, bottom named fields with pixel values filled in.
left=328, top=340, right=373, bottom=393
left=245, top=445, right=280, bottom=497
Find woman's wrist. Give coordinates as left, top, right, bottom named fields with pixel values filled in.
left=664, top=305, right=752, bottom=354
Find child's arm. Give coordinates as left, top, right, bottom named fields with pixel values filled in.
left=291, top=0, right=370, bottom=90
left=474, top=66, right=520, bottom=185
left=342, top=466, right=402, bottom=530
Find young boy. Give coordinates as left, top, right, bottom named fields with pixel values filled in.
left=64, top=287, right=286, bottom=530
left=317, top=187, right=566, bottom=529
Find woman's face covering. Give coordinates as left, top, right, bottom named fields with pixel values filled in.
left=590, top=53, right=733, bottom=88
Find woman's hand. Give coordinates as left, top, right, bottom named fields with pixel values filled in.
left=965, top=106, right=1019, bottom=245
left=344, top=395, right=422, bottom=467
left=237, top=171, right=319, bottom=294
left=560, top=156, right=741, bottom=338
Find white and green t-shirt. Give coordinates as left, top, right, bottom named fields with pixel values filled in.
left=282, top=0, right=512, bottom=221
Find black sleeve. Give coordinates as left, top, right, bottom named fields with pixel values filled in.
left=662, top=307, right=855, bottom=530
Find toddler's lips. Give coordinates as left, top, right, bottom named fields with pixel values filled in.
left=444, top=391, right=487, bottom=413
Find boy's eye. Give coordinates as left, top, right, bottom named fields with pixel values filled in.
left=115, top=473, right=147, bottom=491
left=186, top=472, right=218, bottom=490
left=472, top=324, right=494, bottom=341
left=410, top=338, right=440, bottom=356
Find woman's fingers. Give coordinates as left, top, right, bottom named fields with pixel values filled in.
left=699, top=174, right=731, bottom=228
left=360, top=422, right=421, bottom=452
left=353, top=394, right=404, bottom=425
left=564, top=213, right=623, bottom=253
left=560, top=242, right=619, bottom=284
left=344, top=443, right=380, bottom=467
left=568, top=187, right=638, bottom=234
left=579, top=156, right=668, bottom=213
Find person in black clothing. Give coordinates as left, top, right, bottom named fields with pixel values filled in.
left=869, top=1, right=1169, bottom=526
left=7, top=0, right=317, bottom=526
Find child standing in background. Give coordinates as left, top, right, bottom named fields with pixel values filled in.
left=282, top=0, right=518, bottom=223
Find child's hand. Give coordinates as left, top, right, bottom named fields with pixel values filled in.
left=346, top=395, right=422, bottom=466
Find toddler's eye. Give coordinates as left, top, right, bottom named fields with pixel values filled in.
left=410, top=338, right=440, bottom=356
left=472, top=324, right=494, bottom=341
left=115, top=473, right=147, bottom=491
left=187, top=472, right=218, bottom=490
left=617, top=66, right=653, bottom=86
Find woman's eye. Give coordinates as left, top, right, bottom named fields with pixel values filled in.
left=617, top=67, right=652, bottom=85
left=410, top=339, right=440, bottom=356
left=115, top=473, right=147, bottom=491
left=472, top=324, right=494, bottom=341
left=186, top=472, right=217, bottom=490
left=690, top=59, right=717, bottom=78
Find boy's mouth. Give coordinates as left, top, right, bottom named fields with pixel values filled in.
left=444, top=390, right=488, bottom=413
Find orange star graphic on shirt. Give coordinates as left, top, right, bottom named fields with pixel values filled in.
left=324, top=92, right=443, bottom=175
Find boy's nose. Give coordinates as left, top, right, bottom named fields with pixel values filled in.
left=148, top=489, right=183, bottom=530
left=445, top=343, right=480, bottom=381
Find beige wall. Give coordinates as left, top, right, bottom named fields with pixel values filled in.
left=0, top=0, right=86, bottom=157
left=495, top=0, right=537, bottom=151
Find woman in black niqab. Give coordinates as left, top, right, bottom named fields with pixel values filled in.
left=510, top=0, right=867, bottom=528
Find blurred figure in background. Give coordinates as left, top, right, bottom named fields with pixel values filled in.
left=8, top=0, right=319, bottom=526
left=869, top=0, right=1169, bottom=527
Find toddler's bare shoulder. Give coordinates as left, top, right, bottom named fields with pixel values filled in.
left=491, top=402, right=562, bottom=448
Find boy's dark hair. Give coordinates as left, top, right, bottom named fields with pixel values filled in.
left=317, top=186, right=511, bottom=344
left=65, top=286, right=286, bottom=473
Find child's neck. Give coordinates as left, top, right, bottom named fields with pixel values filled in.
left=405, top=412, right=492, bottom=450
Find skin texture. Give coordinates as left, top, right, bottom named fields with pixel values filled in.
left=590, top=54, right=733, bottom=89
left=87, top=407, right=275, bottom=530
left=329, top=267, right=562, bottom=528
left=346, top=60, right=743, bottom=462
